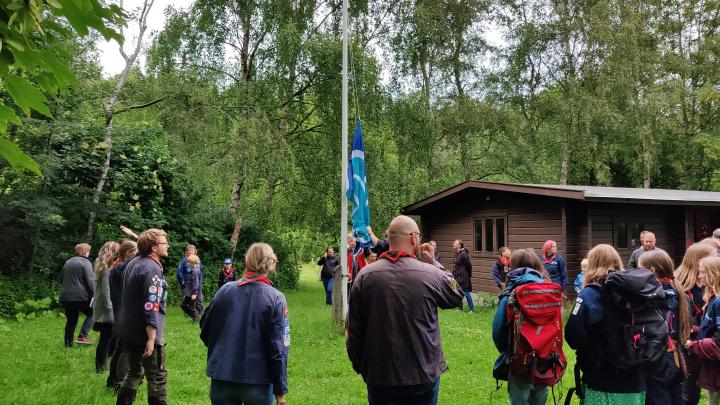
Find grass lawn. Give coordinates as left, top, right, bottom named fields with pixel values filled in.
left=0, top=264, right=580, bottom=404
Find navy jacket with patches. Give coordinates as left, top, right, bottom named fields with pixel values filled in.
left=117, top=256, right=168, bottom=347
left=565, top=284, right=646, bottom=393
left=200, top=281, right=289, bottom=396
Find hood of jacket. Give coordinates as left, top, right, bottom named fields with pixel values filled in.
left=503, top=267, right=545, bottom=293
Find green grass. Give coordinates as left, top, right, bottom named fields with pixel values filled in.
left=0, top=264, right=580, bottom=404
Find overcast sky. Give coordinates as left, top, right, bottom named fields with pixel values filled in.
left=98, top=0, right=192, bottom=76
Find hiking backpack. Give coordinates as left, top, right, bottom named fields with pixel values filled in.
left=565, top=268, right=670, bottom=404
left=506, top=282, right=567, bottom=386
left=598, top=267, right=669, bottom=369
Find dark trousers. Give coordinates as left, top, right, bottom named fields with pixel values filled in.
left=61, top=300, right=93, bottom=346
left=95, top=322, right=115, bottom=372
left=181, top=296, right=203, bottom=320
left=367, top=378, right=440, bottom=405
left=116, top=344, right=168, bottom=405
left=321, top=278, right=332, bottom=305
left=107, top=339, right=130, bottom=389
left=209, top=379, right=273, bottom=405
left=682, top=354, right=701, bottom=405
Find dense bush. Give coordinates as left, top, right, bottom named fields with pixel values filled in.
left=0, top=120, right=300, bottom=318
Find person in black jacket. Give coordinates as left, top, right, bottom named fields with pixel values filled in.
left=201, top=242, right=289, bottom=405
left=565, top=244, right=646, bottom=404
left=107, top=240, right=137, bottom=391
left=60, top=243, right=96, bottom=347
left=217, top=258, right=236, bottom=290
left=452, top=239, right=474, bottom=313
left=317, top=247, right=339, bottom=305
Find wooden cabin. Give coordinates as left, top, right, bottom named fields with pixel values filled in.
left=402, top=181, right=720, bottom=294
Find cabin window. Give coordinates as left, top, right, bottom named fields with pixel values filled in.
left=613, top=219, right=644, bottom=249
left=474, top=217, right=507, bottom=254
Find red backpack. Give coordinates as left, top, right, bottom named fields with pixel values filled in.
left=506, top=282, right=567, bottom=386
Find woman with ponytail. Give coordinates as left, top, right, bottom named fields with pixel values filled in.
left=639, top=249, right=689, bottom=405
left=201, top=243, right=289, bottom=405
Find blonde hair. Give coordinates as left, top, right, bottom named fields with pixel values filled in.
left=580, top=258, right=589, bottom=272
left=700, top=256, right=720, bottom=303
left=187, top=254, right=200, bottom=267
left=699, top=237, right=720, bottom=251
left=244, top=242, right=277, bottom=275
left=584, top=244, right=623, bottom=286
left=675, top=243, right=716, bottom=293
left=75, top=243, right=91, bottom=256
left=95, top=241, right=120, bottom=280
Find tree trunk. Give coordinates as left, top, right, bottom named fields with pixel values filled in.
left=229, top=175, right=245, bottom=259
left=85, top=0, right=154, bottom=242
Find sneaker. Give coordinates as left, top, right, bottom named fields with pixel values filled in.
left=469, top=310, right=474, bottom=314
left=75, top=336, right=95, bottom=345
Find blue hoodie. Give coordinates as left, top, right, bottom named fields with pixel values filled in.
left=491, top=267, right=545, bottom=378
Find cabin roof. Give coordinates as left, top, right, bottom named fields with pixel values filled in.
left=402, top=181, right=720, bottom=214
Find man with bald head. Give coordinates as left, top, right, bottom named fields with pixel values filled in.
left=346, top=215, right=463, bottom=405
left=627, top=231, right=666, bottom=269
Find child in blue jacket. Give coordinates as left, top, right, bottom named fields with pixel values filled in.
left=492, top=248, right=549, bottom=405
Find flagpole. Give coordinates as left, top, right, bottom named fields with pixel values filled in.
left=340, top=0, right=349, bottom=321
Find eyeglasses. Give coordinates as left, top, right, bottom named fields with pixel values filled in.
left=409, top=232, right=422, bottom=240
left=261, top=258, right=279, bottom=265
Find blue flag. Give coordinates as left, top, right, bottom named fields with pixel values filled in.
left=346, top=120, right=371, bottom=250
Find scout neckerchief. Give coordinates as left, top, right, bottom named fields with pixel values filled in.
left=687, top=289, right=703, bottom=316
left=223, top=266, right=235, bottom=281
left=543, top=252, right=557, bottom=265
left=148, top=254, right=163, bottom=269
left=499, top=256, right=510, bottom=268
left=379, top=250, right=416, bottom=263
left=238, top=271, right=273, bottom=286
left=113, top=259, right=125, bottom=269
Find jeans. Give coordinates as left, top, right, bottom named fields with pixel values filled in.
left=458, top=289, right=475, bottom=311
left=209, top=380, right=274, bottom=405
left=61, top=300, right=93, bottom=346
left=508, top=376, right=547, bottom=405
left=321, top=278, right=332, bottom=305
left=95, top=322, right=115, bottom=372
left=367, top=378, right=440, bottom=405
left=116, top=344, right=168, bottom=405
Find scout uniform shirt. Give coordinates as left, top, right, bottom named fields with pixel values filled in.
left=117, top=255, right=169, bottom=347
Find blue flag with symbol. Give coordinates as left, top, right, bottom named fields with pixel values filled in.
left=346, top=120, right=371, bottom=250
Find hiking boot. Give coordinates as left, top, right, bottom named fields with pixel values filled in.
left=75, top=336, right=95, bottom=345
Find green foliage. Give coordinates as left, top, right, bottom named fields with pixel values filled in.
left=0, top=0, right=124, bottom=174
left=0, top=274, right=57, bottom=319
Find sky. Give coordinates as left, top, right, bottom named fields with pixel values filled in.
left=99, top=0, right=192, bottom=77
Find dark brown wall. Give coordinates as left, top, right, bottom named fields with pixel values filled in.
left=563, top=201, right=590, bottom=290
left=587, top=203, right=687, bottom=265
left=420, top=189, right=564, bottom=293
